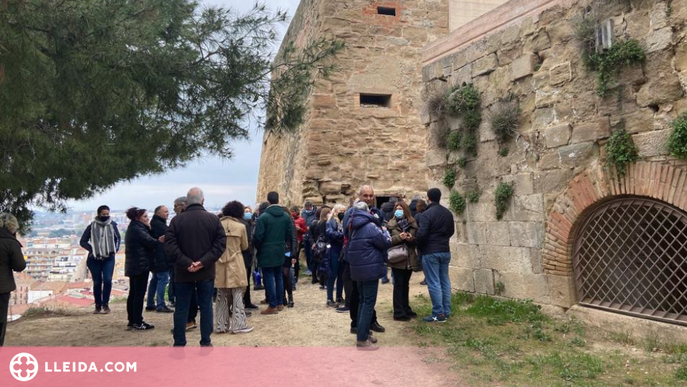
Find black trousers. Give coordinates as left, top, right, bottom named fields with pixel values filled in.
left=343, top=261, right=353, bottom=308
left=243, top=259, right=253, bottom=307
left=0, top=292, right=9, bottom=346
left=343, top=262, right=377, bottom=328
left=127, top=272, right=149, bottom=325
left=391, top=268, right=414, bottom=318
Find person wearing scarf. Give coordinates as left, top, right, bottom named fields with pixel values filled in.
left=386, top=201, right=420, bottom=321
left=80, top=205, right=121, bottom=314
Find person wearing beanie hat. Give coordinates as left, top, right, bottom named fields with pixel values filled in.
left=415, top=187, right=455, bottom=323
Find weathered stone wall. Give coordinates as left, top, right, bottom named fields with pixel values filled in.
left=422, top=0, right=687, bottom=310
left=257, top=0, right=449, bottom=206
left=449, top=0, right=509, bottom=31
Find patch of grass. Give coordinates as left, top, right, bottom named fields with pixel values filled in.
left=461, top=133, right=477, bottom=156
left=447, top=131, right=462, bottom=151
left=494, top=281, right=505, bottom=295
left=465, top=296, right=547, bottom=326
left=608, top=331, right=636, bottom=346
left=498, top=147, right=509, bottom=157
left=676, top=364, right=687, bottom=381
left=570, top=337, right=587, bottom=347
left=527, top=352, right=604, bottom=382
left=21, top=307, right=73, bottom=320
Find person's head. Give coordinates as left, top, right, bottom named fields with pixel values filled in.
left=173, top=196, right=187, bottom=215
left=319, top=207, right=331, bottom=221
left=332, top=204, right=346, bottom=222
left=354, top=201, right=369, bottom=212
left=126, top=207, right=148, bottom=223
left=267, top=191, right=279, bottom=205
left=394, top=201, right=414, bottom=222
left=304, top=201, right=313, bottom=210
left=154, top=205, right=169, bottom=220
left=357, top=185, right=375, bottom=207
left=221, top=201, right=245, bottom=219
left=96, top=205, right=110, bottom=218
left=427, top=188, right=442, bottom=204
left=244, top=206, right=253, bottom=221
left=290, top=206, right=300, bottom=218
left=187, top=187, right=204, bottom=206
left=0, top=213, right=19, bottom=235
left=416, top=199, right=427, bottom=213
left=258, top=201, right=269, bottom=215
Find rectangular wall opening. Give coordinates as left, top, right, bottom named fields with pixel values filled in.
left=360, top=94, right=392, bottom=108
left=377, top=6, right=397, bottom=16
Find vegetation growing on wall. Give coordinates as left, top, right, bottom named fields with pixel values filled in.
left=458, top=157, right=468, bottom=169
left=443, top=169, right=457, bottom=188
left=449, top=190, right=466, bottom=215
left=447, top=131, right=463, bottom=151
left=495, top=182, right=514, bottom=220
left=467, top=190, right=481, bottom=203
left=490, top=101, right=521, bottom=142
left=667, top=112, right=687, bottom=159
left=605, top=129, right=639, bottom=177
left=584, top=40, right=645, bottom=96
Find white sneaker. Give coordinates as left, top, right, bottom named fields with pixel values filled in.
left=231, top=326, right=254, bottom=334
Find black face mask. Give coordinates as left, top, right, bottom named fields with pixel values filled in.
left=98, top=216, right=110, bottom=222
left=337, top=213, right=344, bottom=221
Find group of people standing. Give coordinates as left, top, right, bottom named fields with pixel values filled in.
left=0, top=183, right=456, bottom=350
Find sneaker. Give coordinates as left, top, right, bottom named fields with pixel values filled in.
left=326, top=300, right=338, bottom=307
left=288, top=301, right=294, bottom=308
left=336, top=306, right=350, bottom=313
left=127, top=322, right=134, bottom=331
left=93, top=305, right=102, bottom=314
left=132, top=322, right=154, bottom=331
left=245, top=304, right=259, bottom=310
left=231, top=326, right=254, bottom=334
left=186, top=321, right=198, bottom=330
left=368, top=335, right=378, bottom=344
left=356, top=339, right=379, bottom=351
left=102, top=304, right=111, bottom=314
left=381, top=277, right=390, bottom=284
left=156, top=306, right=174, bottom=313
left=142, top=321, right=155, bottom=329
left=370, top=321, right=386, bottom=332
left=145, top=306, right=155, bottom=311
left=422, top=314, right=447, bottom=323
left=168, top=302, right=175, bottom=308
left=304, top=270, right=312, bottom=276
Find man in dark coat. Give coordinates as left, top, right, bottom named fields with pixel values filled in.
left=0, top=213, right=26, bottom=346
left=416, top=188, right=455, bottom=323
left=165, top=187, right=226, bottom=347
left=300, top=201, right=317, bottom=275
left=147, top=205, right=173, bottom=313
left=253, top=192, right=294, bottom=314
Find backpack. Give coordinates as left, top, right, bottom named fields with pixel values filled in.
left=312, top=234, right=328, bottom=263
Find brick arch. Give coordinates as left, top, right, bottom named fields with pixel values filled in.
left=542, top=161, right=687, bottom=276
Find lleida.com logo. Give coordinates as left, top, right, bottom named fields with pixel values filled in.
left=9, top=353, right=39, bottom=382
left=9, top=352, right=137, bottom=382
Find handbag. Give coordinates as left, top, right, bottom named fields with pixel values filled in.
left=387, top=244, right=409, bottom=264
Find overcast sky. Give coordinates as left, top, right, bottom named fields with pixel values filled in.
left=67, top=0, right=301, bottom=212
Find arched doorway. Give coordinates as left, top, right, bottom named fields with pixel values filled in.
left=572, top=196, right=687, bottom=325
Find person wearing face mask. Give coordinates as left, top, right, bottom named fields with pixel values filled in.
left=291, top=206, right=307, bottom=287
left=325, top=204, right=346, bottom=307
left=80, top=205, right=121, bottom=314
left=241, top=206, right=259, bottom=310
left=386, top=201, right=420, bottom=321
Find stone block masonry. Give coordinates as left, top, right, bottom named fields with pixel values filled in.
left=423, top=0, right=687, bottom=311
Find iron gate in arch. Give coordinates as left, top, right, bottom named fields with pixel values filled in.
left=572, top=196, right=687, bottom=325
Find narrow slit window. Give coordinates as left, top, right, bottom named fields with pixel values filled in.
left=377, top=6, right=396, bottom=16
left=360, top=94, right=391, bottom=108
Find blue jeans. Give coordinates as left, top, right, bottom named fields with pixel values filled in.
left=327, top=247, right=343, bottom=301
left=422, top=252, right=452, bottom=317
left=356, top=280, right=379, bottom=342
left=86, top=257, right=115, bottom=307
left=173, top=279, right=214, bottom=346
left=262, top=266, right=283, bottom=308
left=147, top=272, right=169, bottom=309
left=146, top=274, right=157, bottom=308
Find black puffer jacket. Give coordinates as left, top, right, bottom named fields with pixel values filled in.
left=125, top=220, right=159, bottom=277
left=415, top=202, right=455, bottom=254
left=150, top=215, right=171, bottom=273
left=0, top=228, right=26, bottom=294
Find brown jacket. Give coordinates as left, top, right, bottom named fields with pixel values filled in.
left=386, top=217, right=420, bottom=271
left=215, top=216, right=249, bottom=289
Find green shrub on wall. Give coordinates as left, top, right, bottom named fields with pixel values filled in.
left=605, top=129, right=639, bottom=177
left=495, top=182, right=514, bottom=220
left=667, top=112, right=687, bottom=159
left=467, top=190, right=480, bottom=203
left=447, top=131, right=462, bottom=151
left=443, top=169, right=456, bottom=188
left=584, top=40, right=645, bottom=96
left=449, top=190, right=466, bottom=215
left=446, top=84, right=480, bottom=117
left=490, top=102, right=521, bottom=142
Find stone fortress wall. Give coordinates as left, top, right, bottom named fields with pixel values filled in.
left=256, top=0, right=450, bottom=206
left=422, top=0, right=687, bottom=311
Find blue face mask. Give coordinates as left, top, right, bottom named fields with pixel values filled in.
left=394, top=210, right=404, bottom=218
left=244, top=212, right=252, bottom=220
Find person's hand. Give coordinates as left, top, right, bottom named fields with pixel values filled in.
left=291, top=258, right=297, bottom=265
left=158, top=235, right=165, bottom=243
left=188, top=261, right=203, bottom=272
